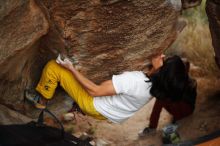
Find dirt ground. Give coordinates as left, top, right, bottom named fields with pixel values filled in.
left=62, top=70, right=220, bottom=146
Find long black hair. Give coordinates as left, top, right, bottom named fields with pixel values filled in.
left=149, top=55, right=196, bottom=104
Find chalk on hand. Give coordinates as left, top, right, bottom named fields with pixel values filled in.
left=56, top=54, right=62, bottom=64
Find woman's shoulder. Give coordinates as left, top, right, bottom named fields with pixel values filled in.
left=126, top=71, right=149, bottom=79
left=121, top=71, right=144, bottom=76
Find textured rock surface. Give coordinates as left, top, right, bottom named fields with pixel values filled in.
left=0, top=104, right=32, bottom=124
left=0, top=0, right=49, bottom=111
left=0, top=0, right=181, bottom=117
left=41, top=0, right=180, bottom=82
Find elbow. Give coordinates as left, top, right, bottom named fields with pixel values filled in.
left=88, top=91, right=97, bottom=97
left=88, top=86, right=100, bottom=97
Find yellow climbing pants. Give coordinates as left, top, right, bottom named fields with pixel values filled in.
left=36, top=60, right=106, bottom=120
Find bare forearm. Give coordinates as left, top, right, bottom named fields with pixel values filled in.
left=56, top=57, right=116, bottom=96
left=68, top=66, right=98, bottom=95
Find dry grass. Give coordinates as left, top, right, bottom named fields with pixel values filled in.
left=166, top=0, right=220, bottom=76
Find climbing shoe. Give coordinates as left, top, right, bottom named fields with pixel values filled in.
left=24, top=89, right=47, bottom=109
left=162, top=124, right=181, bottom=144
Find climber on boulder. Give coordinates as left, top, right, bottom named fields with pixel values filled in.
left=25, top=54, right=196, bottom=124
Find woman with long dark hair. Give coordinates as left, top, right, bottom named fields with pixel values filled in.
left=25, top=53, right=165, bottom=123
left=139, top=55, right=197, bottom=136
left=25, top=53, right=196, bottom=126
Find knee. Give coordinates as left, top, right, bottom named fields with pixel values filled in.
left=45, top=60, right=62, bottom=70
left=41, top=60, right=63, bottom=76
left=47, top=60, right=58, bottom=67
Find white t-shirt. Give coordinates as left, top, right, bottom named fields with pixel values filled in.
left=93, top=71, right=152, bottom=123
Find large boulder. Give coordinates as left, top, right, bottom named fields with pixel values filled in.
left=40, top=0, right=180, bottom=82
left=0, top=0, right=49, bottom=113
left=0, top=0, right=181, bottom=117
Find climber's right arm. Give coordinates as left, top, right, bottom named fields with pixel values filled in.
left=57, top=58, right=116, bottom=97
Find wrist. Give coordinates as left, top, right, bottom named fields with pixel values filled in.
left=68, top=65, right=75, bottom=71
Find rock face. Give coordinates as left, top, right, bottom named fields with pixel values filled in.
left=41, top=0, right=179, bottom=81
left=0, top=105, right=32, bottom=124
left=0, top=0, right=49, bottom=113
left=0, top=0, right=181, bottom=116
